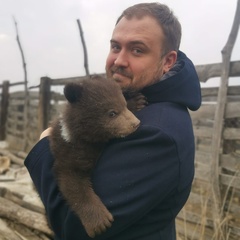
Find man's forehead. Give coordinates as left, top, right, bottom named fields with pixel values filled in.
left=111, top=16, right=163, bottom=45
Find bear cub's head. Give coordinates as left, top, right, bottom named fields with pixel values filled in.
left=62, top=76, right=140, bottom=143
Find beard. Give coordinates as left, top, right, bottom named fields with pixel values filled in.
left=106, top=61, right=164, bottom=93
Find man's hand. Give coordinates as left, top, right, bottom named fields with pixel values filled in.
left=39, top=127, right=52, bottom=140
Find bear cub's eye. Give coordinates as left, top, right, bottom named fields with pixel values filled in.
left=108, top=110, right=118, bottom=118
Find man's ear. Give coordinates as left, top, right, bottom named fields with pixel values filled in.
left=162, top=51, right=177, bottom=74
left=64, top=83, right=83, bottom=103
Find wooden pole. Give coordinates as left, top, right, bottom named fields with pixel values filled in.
left=0, top=81, right=10, bottom=140
left=13, top=17, right=29, bottom=151
left=210, top=0, right=240, bottom=238
left=13, top=17, right=28, bottom=87
left=77, top=19, right=90, bottom=77
left=38, top=77, right=51, bottom=134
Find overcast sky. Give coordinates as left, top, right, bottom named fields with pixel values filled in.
left=0, top=0, right=239, bottom=89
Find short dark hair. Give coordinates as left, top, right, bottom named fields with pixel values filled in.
left=116, top=2, right=182, bottom=53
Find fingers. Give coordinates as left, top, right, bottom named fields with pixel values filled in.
left=39, top=127, right=53, bottom=140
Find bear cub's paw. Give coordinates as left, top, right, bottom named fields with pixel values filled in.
left=81, top=203, right=114, bottom=238
left=126, top=92, right=148, bottom=112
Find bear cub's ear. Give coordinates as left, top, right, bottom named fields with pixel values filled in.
left=64, top=82, right=83, bottom=103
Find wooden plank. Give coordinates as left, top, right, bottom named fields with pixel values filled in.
left=221, top=153, right=240, bottom=171
left=7, top=112, right=24, bottom=119
left=6, top=135, right=25, bottom=151
left=227, top=85, right=240, bottom=96
left=9, top=91, right=28, bottom=98
left=227, top=224, right=240, bottom=237
left=195, top=61, right=240, bottom=82
left=201, top=85, right=240, bottom=97
left=229, top=203, right=240, bottom=217
left=0, top=149, right=24, bottom=166
left=190, top=104, right=215, bottom=120
left=49, top=73, right=105, bottom=85
left=0, top=81, right=9, bottom=140
left=177, top=210, right=213, bottom=228
left=0, top=219, right=23, bottom=240
left=176, top=217, right=214, bottom=240
left=195, top=165, right=211, bottom=181
left=0, top=197, right=53, bottom=236
left=0, top=176, right=15, bottom=182
left=193, top=126, right=213, bottom=138
left=8, top=98, right=25, bottom=106
left=186, top=192, right=211, bottom=206
left=6, top=128, right=24, bottom=137
left=201, top=87, right=219, bottom=97
left=223, top=128, right=240, bottom=140
left=225, top=102, right=240, bottom=118
left=0, top=187, right=45, bottom=214
left=220, top=173, right=240, bottom=189
left=195, top=151, right=211, bottom=165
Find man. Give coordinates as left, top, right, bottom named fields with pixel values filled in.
left=25, top=3, right=201, bottom=240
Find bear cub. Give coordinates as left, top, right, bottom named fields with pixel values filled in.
left=49, top=76, right=144, bottom=238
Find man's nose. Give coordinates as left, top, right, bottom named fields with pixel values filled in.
left=114, top=51, right=129, bottom=67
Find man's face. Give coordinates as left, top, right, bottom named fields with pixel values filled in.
left=105, top=16, right=168, bottom=92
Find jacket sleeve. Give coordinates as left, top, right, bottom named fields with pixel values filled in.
left=25, top=124, right=181, bottom=240
left=24, top=137, right=80, bottom=239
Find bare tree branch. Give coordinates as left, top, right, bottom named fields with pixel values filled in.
left=13, top=16, right=29, bottom=151
left=77, top=19, right=90, bottom=77
left=13, top=16, right=28, bottom=85
left=210, top=0, right=240, bottom=238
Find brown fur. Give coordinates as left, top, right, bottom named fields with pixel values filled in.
left=49, top=76, right=140, bottom=238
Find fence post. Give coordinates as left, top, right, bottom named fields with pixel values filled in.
left=0, top=81, right=10, bottom=140
left=38, top=77, right=51, bottom=135
left=210, top=1, right=240, bottom=238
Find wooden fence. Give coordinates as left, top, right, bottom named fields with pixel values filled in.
left=177, top=85, right=240, bottom=239
left=0, top=60, right=240, bottom=239
left=0, top=81, right=25, bottom=141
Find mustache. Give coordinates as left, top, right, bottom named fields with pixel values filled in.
left=110, top=66, right=133, bottom=78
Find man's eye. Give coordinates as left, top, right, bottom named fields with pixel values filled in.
left=132, top=48, right=143, bottom=55
left=108, top=111, right=118, bottom=118
left=111, top=44, right=121, bottom=53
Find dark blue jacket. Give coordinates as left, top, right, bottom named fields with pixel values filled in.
left=25, top=51, right=201, bottom=240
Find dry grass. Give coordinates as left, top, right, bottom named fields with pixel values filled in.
left=176, top=171, right=240, bottom=240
